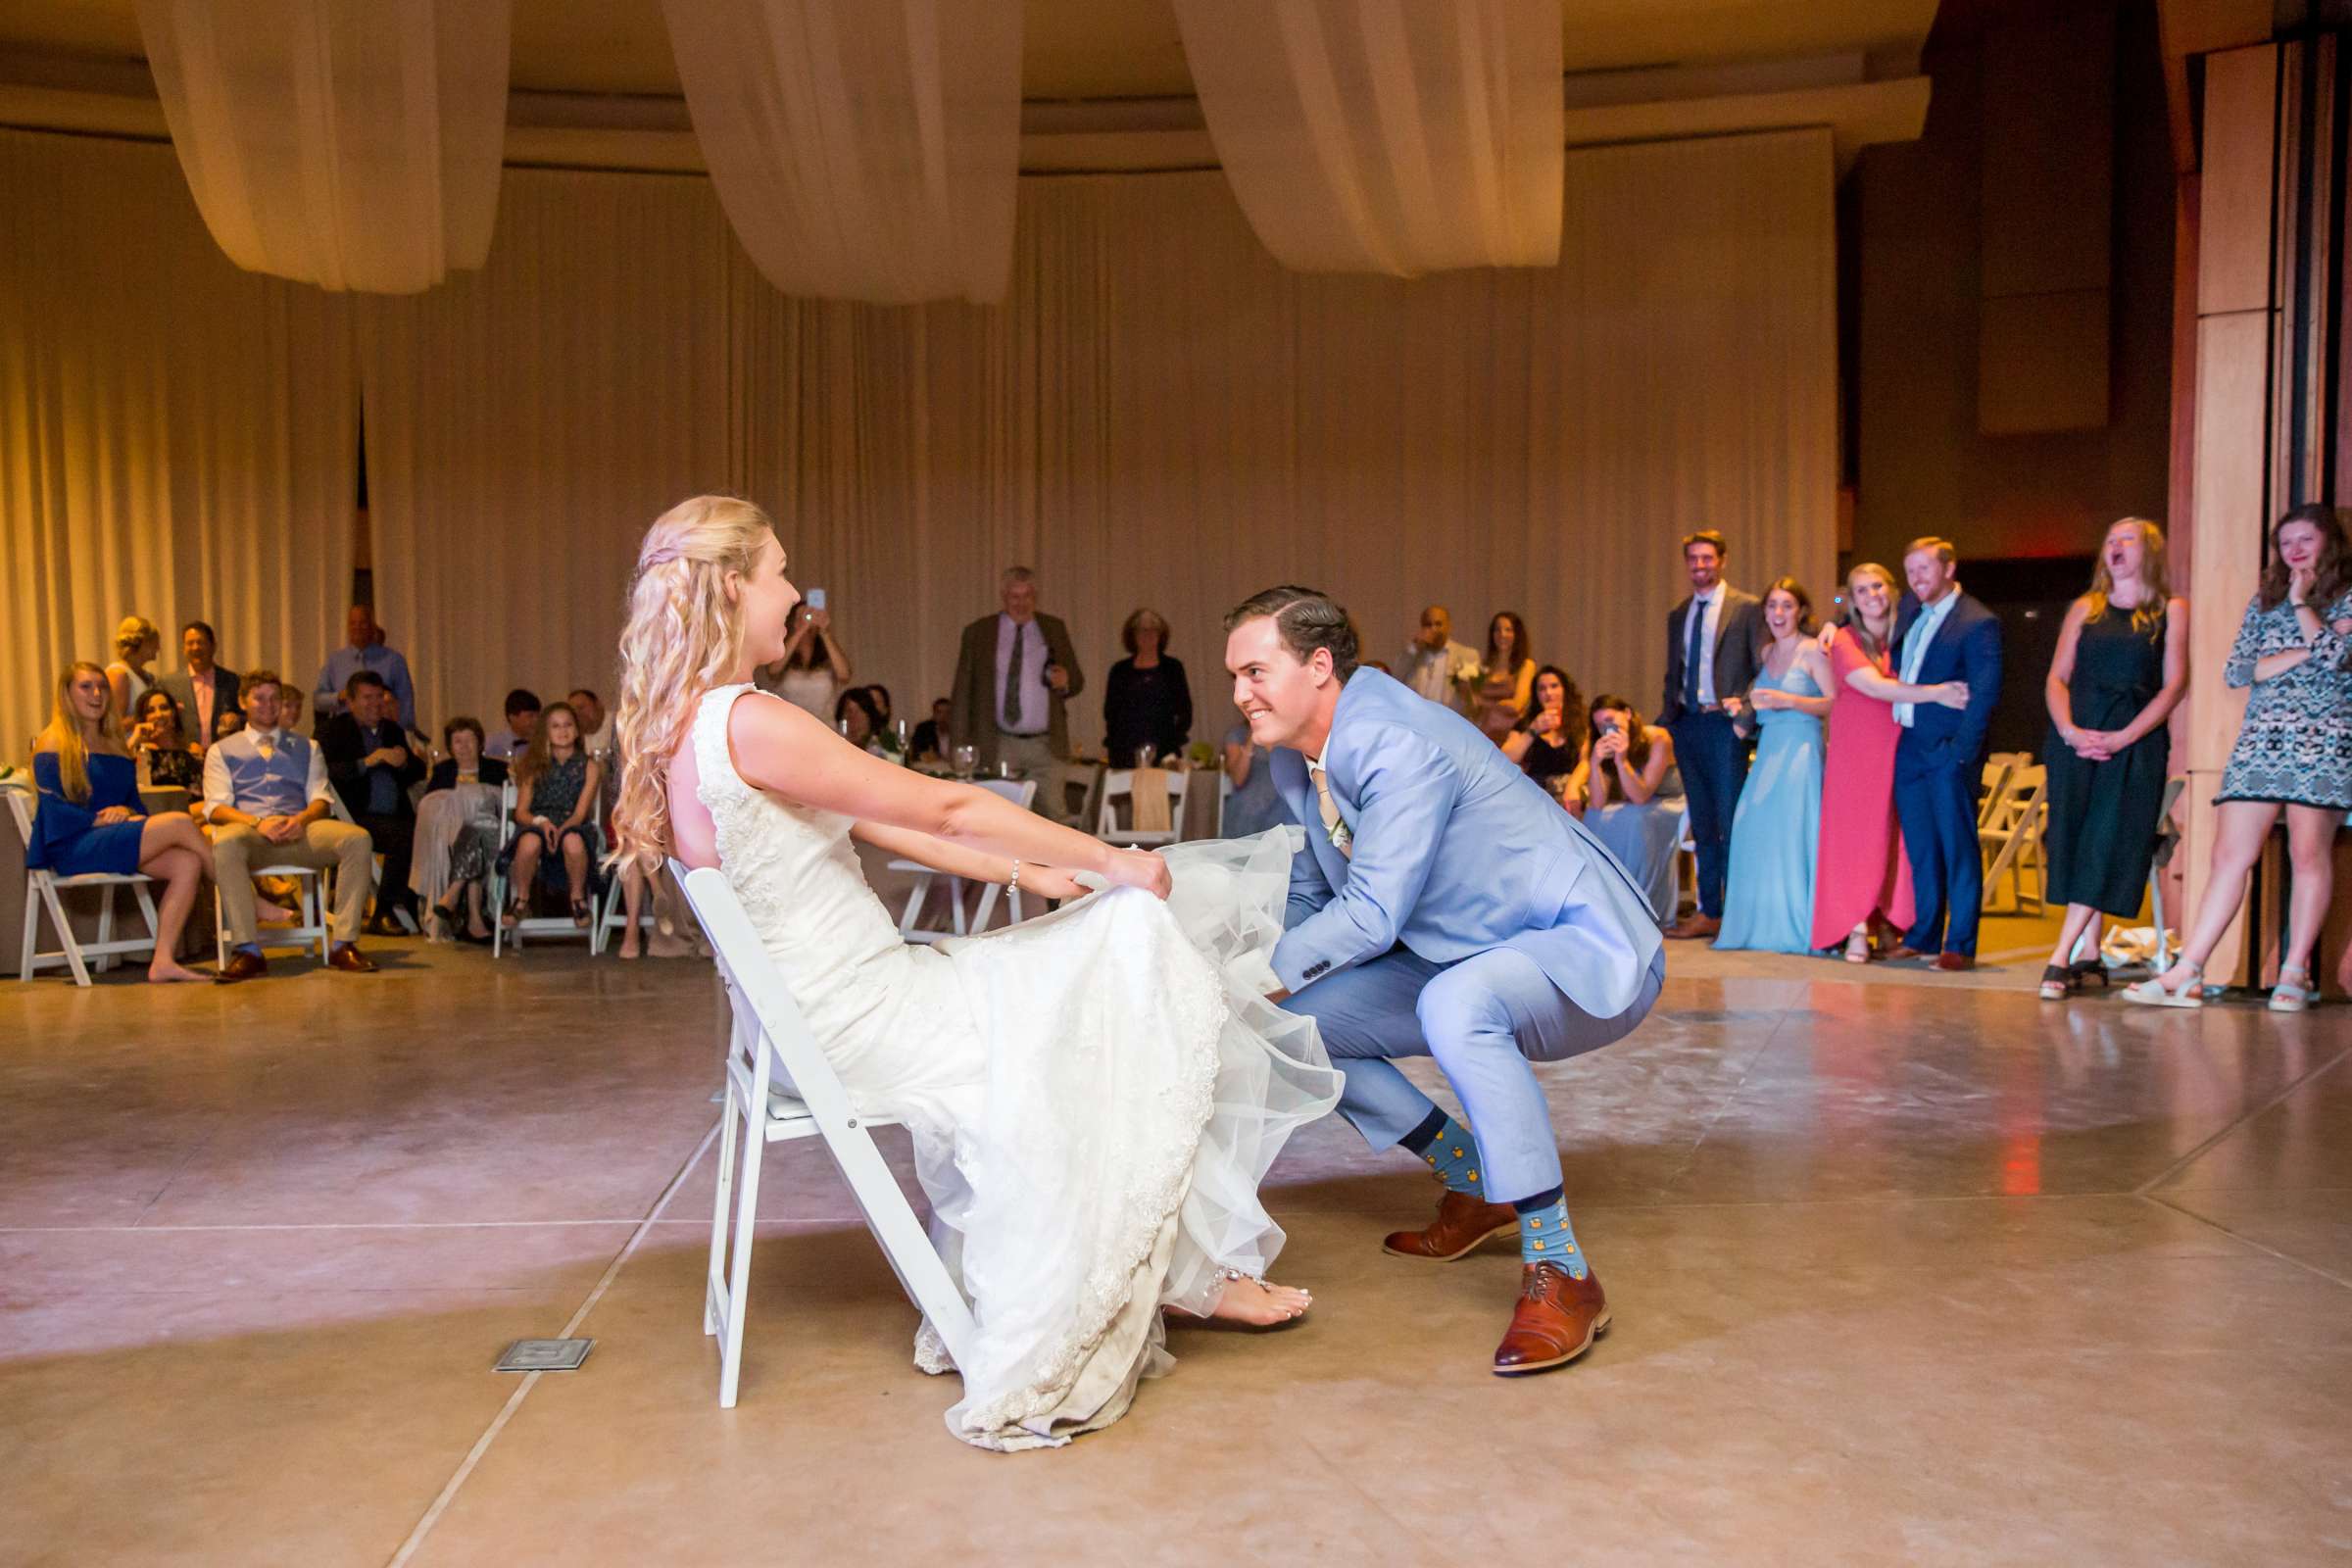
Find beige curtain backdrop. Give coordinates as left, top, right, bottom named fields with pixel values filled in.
left=356, top=170, right=733, bottom=735
left=0, top=129, right=356, bottom=760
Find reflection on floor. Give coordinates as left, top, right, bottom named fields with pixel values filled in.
left=4, top=936, right=2347, bottom=1565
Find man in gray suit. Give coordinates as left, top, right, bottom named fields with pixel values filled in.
left=156, top=619, right=241, bottom=751
left=1658, top=530, right=1764, bottom=939
left=948, top=566, right=1086, bottom=821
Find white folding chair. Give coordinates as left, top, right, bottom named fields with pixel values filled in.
left=1095, top=768, right=1191, bottom=849
left=1215, top=771, right=1236, bottom=837
left=490, top=778, right=594, bottom=956
left=674, top=860, right=976, bottom=1408
left=9, top=789, right=161, bottom=985
left=1978, top=762, right=2048, bottom=913
left=893, top=778, right=1037, bottom=942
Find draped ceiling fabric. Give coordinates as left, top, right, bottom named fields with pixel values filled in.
left=136, top=0, right=512, bottom=293
left=0, top=129, right=356, bottom=760
left=1172, top=0, right=1564, bottom=275
left=661, top=0, right=1023, bottom=305
left=356, top=171, right=732, bottom=733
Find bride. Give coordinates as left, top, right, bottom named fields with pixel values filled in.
left=609, top=496, right=1343, bottom=1451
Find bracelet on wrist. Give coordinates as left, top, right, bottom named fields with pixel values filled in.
left=1009, top=858, right=1023, bottom=894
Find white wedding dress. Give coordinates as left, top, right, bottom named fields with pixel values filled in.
left=692, top=685, right=1342, bottom=1450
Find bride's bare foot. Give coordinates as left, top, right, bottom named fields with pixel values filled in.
left=255, top=899, right=294, bottom=924
left=1201, top=1273, right=1311, bottom=1326
left=147, top=959, right=209, bottom=984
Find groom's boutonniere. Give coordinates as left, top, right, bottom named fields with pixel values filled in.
left=1327, top=814, right=1352, bottom=857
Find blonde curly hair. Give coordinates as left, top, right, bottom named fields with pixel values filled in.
left=608, top=495, right=778, bottom=878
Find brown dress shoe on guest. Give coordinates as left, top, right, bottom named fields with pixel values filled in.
left=1383, top=1188, right=1520, bottom=1261
left=1885, top=945, right=1930, bottom=962
left=1493, top=1264, right=1610, bottom=1376
left=213, top=951, right=268, bottom=985
left=1936, top=952, right=1976, bottom=972
left=1665, top=914, right=1720, bottom=941
left=327, top=945, right=378, bottom=973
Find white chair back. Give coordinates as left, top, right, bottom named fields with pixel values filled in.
left=673, top=859, right=976, bottom=1406
left=1096, top=768, right=1191, bottom=848
left=891, top=777, right=1039, bottom=941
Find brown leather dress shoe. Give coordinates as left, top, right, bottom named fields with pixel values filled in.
left=1383, top=1188, right=1519, bottom=1261
left=1885, top=945, right=1930, bottom=962
left=213, top=951, right=268, bottom=985
left=1493, top=1264, right=1610, bottom=1376
left=1664, top=914, right=1720, bottom=941
left=1935, top=952, right=1976, bottom=972
left=327, top=945, right=378, bottom=973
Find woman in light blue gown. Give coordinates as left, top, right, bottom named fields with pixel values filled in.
left=1570, top=695, right=1686, bottom=926
left=1716, top=578, right=1834, bottom=954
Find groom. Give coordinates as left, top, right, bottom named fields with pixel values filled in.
left=1225, top=587, right=1666, bottom=1374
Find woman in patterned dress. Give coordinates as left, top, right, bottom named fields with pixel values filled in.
left=2126, top=505, right=2352, bottom=1011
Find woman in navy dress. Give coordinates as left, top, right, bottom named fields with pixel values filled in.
left=27, top=662, right=214, bottom=982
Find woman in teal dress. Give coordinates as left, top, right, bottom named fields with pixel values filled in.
left=1716, top=578, right=1834, bottom=954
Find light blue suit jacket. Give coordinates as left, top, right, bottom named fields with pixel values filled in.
left=1270, top=668, right=1665, bottom=1020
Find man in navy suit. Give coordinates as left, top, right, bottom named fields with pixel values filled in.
left=1887, top=537, right=2002, bottom=968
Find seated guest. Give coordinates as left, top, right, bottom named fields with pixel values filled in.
left=420, top=716, right=509, bottom=943
left=321, top=669, right=425, bottom=935
left=1479, top=612, right=1537, bottom=725
left=314, top=604, right=416, bottom=731
left=834, top=686, right=884, bottom=749
left=200, top=669, right=377, bottom=980
left=910, top=697, right=953, bottom=760
left=1715, top=578, right=1834, bottom=955
left=486, top=689, right=540, bottom=760
left=497, top=701, right=605, bottom=930
left=28, top=662, right=214, bottom=983
left=862, top=684, right=895, bottom=729
left=1103, top=609, right=1193, bottom=766
left=1500, top=665, right=1583, bottom=795
left=756, top=601, right=853, bottom=717
left=104, top=615, right=162, bottom=736
left=1220, top=712, right=1293, bottom=838
left=157, top=619, right=240, bottom=754
left=568, top=687, right=612, bottom=755
left=1568, top=695, right=1685, bottom=926
left=127, top=689, right=204, bottom=790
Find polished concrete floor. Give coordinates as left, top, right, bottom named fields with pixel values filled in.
left=5, top=935, right=2348, bottom=1567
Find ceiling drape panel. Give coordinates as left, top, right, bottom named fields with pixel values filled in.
left=0, top=130, right=356, bottom=759
left=1171, top=0, right=1564, bottom=275
left=660, top=0, right=1022, bottom=305
left=135, top=0, right=512, bottom=293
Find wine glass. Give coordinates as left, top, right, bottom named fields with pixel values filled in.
left=952, top=744, right=978, bottom=780
left=892, top=717, right=911, bottom=754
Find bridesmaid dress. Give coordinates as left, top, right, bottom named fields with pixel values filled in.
left=1809, top=628, right=1915, bottom=949
left=1714, top=658, right=1825, bottom=954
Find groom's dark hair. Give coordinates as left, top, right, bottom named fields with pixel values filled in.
left=1225, top=586, right=1359, bottom=678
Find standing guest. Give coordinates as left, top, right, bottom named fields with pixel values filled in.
left=1714, top=580, right=1835, bottom=955
left=486, top=689, right=540, bottom=760
left=104, top=616, right=162, bottom=734
left=314, top=604, right=416, bottom=731
left=1478, top=612, right=1537, bottom=724
left=213, top=708, right=245, bottom=744
left=321, top=670, right=425, bottom=935
left=1401, top=606, right=1482, bottom=714
left=1658, top=531, right=1764, bottom=940
left=127, top=689, right=204, bottom=790
left=27, top=662, right=214, bottom=983
left=1810, top=564, right=1968, bottom=961
left=1103, top=609, right=1194, bottom=766
left=1569, top=696, right=1685, bottom=926
left=948, top=566, right=1086, bottom=821
left=1219, top=710, right=1293, bottom=838
left=569, top=688, right=612, bottom=755
left=156, top=620, right=240, bottom=754
left=756, top=601, right=853, bottom=718
left=2036, top=520, right=2190, bottom=1000
left=2126, top=504, right=2352, bottom=1010
left=1500, top=666, right=1584, bottom=795
left=835, top=687, right=884, bottom=749
left=910, top=697, right=953, bottom=761
left=497, top=700, right=605, bottom=930
left=202, top=669, right=377, bottom=980
left=419, top=717, right=509, bottom=944
left=1887, top=537, right=2005, bottom=970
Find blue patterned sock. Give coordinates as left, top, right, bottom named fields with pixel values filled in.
left=1515, top=1187, right=1588, bottom=1280
left=1399, top=1110, right=1486, bottom=1197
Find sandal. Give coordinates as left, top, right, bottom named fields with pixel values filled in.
left=1844, top=926, right=1873, bottom=964
left=2069, top=958, right=2110, bottom=991
left=2270, top=966, right=2315, bottom=1013
left=2037, top=964, right=2075, bottom=1002
left=570, top=898, right=593, bottom=929
left=2122, top=962, right=2204, bottom=1008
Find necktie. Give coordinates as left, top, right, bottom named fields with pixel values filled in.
left=1683, top=596, right=1707, bottom=710
left=1311, top=762, right=1352, bottom=859
left=257, top=730, right=275, bottom=760
left=1004, top=621, right=1025, bottom=729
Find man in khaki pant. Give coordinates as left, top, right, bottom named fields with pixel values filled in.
left=198, top=669, right=378, bottom=982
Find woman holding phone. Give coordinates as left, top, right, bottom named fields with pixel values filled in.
left=756, top=590, right=853, bottom=719
left=1568, top=695, right=1685, bottom=925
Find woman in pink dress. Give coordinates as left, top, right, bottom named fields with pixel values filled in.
left=1810, top=564, right=1971, bottom=960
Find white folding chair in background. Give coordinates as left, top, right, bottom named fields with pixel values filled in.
left=1215, top=771, right=1236, bottom=837
left=9, top=789, right=161, bottom=986
left=894, top=778, right=1037, bottom=942
left=1979, top=762, right=2048, bottom=913
left=490, top=778, right=594, bottom=956
left=674, top=860, right=976, bottom=1408
left=1096, top=767, right=1191, bottom=849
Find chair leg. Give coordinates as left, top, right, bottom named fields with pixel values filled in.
left=215, top=885, right=229, bottom=970
left=899, top=871, right=933, bottom=937
left=94, top=885, right=115, bottom=972
left=949, top=876, right=969, bottom=936
left=313, top=874, right=331, bottom=962
left=19, top=874, right=37, bottom=981
left=39, top=881, right=91, bottom=987
left=706, top=1083, right=743, bottom=1337
left=718, top=1112, right=766, bottom=1409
